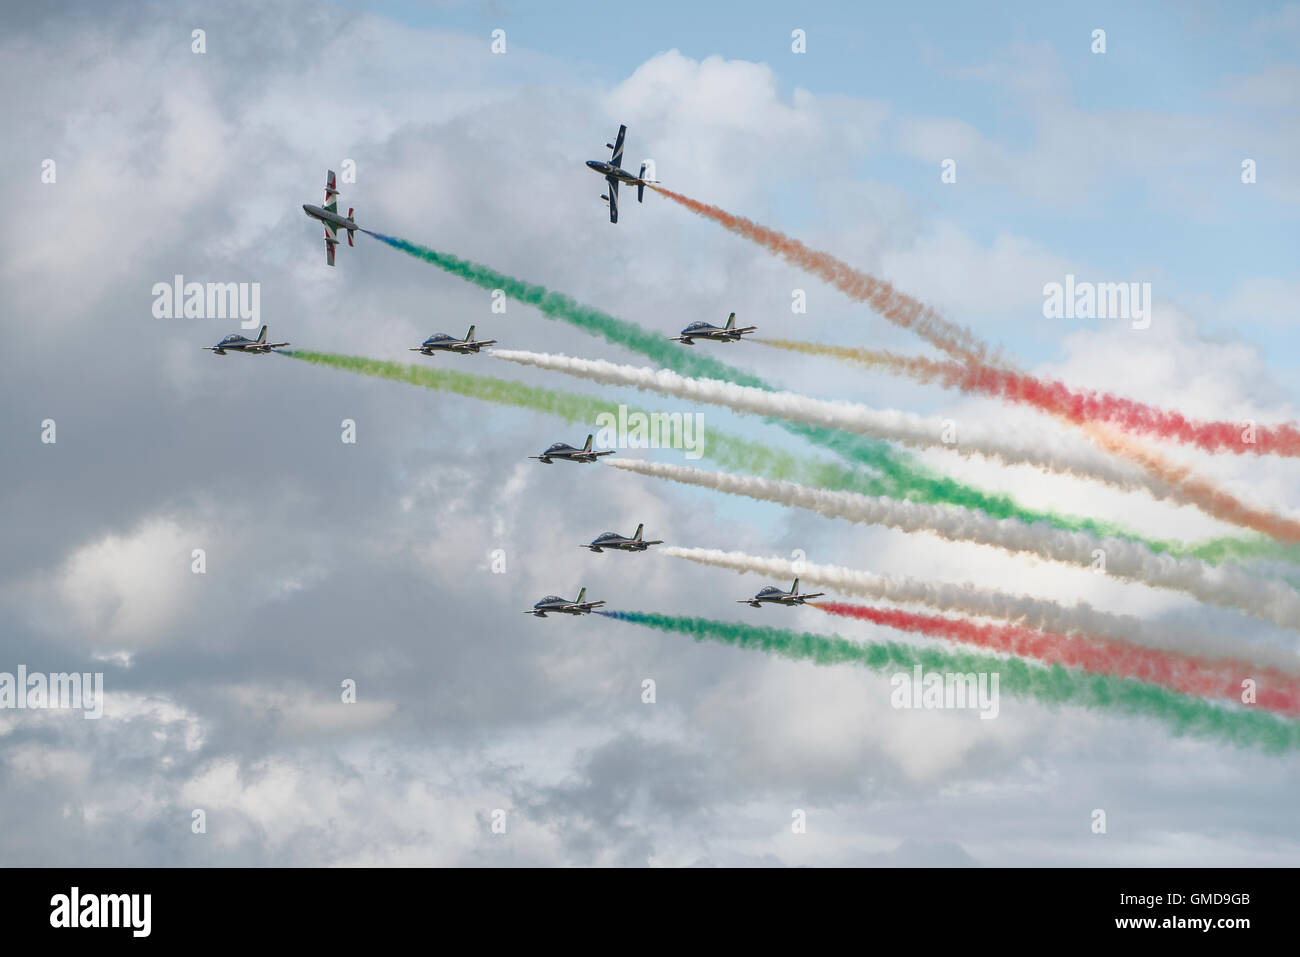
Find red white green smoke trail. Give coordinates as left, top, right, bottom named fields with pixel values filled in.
left=360, top=230, right=1283, bottom=564
left=811, top=601, right=1300, bottom=718
left=597, top=610, right=1300, bottom=753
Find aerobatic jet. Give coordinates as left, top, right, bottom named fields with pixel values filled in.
left=203, top=325, right=289, bottom=356
left=302, top=170, right=359, bottom=266
left=410, top=325, right=497, bottom=356
left=668, top=312, right=758, bottom=345
left=525, top=587, right=607, bottom=617
left=529, top=434, right=615, bottom=464
left=581, top=524, right=664, bottom=553
left=585, top=124, right=657, bottom=223
left=737, top=578, right=826, bottom=608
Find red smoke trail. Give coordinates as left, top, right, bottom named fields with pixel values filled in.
left=812, top=601, right=1300, bottom=717
left=855, top=346, right=1299, bottom=458
left=655, top=187, right=1300, bottom=458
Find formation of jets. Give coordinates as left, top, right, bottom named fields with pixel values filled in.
left=581, top=524, right=663, bottom=553
left=282, top=151, right=810, bottom=622
left=302, top=170, right=359, bottom=266
left=736, top=579, right=826, bottom=608
left=410, top=325, right=497, bottom=356
left=203, top=325, right=289, bottom=355
left=529, top=434, right=616, bottom=464
left=669, top=312, right=758, bottom=345
left=586, top=124, right=657, bottom=224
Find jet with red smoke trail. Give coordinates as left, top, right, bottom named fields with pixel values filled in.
left=585, top=124, right=657, bottom=223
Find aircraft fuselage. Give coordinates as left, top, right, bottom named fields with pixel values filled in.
left=302, top=204, right=356, bottom=230
left=585, top=160, right=642, bottom=184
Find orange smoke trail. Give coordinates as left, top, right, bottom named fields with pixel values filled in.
left=760, top=339, right=946, bottom=379
left=650, top=186, right=1002, bottom=368
left=1078, top=421, right=1300, bottom=543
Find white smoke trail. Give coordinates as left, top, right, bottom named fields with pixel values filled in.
left=491, top=350, right=1171, bottom=498
left=661, top=546, right=1300, bottom=671
left=608, top=459, right=1300, bottom=633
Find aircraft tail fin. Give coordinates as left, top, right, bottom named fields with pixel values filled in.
left=637, top=164, right=647, bottom=203
left=791, top=578, right=800, bottom=595
left=466, top=325, right=476, bottom=342
left=583, top=434, right=593, bottom=452
left=257, top=325, right=268, bottom=344
left=576, top=587, right=587, bottom=604
left=725, top=312, right=736, bottom=330
left=633, top=523, right=644, bottom=541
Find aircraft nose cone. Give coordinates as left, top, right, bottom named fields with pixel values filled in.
left=585, top=161, right=599, bottom=170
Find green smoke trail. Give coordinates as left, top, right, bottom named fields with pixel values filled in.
left=282, top=349, right=856, bottom=483
left=600, top=610, right=1300, bottom=754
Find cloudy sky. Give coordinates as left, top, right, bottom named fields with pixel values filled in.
left=2, top=0, right=1298, bottom=866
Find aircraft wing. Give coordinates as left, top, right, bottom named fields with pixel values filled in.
left=641, top=540, right=665, bottom=546
left=324, top=239, right=335, bottom=266
left=735, top=326, right=759, bottom=334
left=801, top=592, right=826, bottom=600
left=610, top=124, right=626, bottom=168
left=667, top=335, right=693, bottom=343
left=607, top=179, right=619, bottom=223
left=568, top=600, right=607, bottom=612
left=266, top=341, right=290, bottom=349
left=451, top=339, right=497, bottom=351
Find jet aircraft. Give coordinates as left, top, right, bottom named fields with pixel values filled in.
left=203, top=325, right=289, bottom=355
left=302, top=170, right=359, bottom=266
left=529, top=434, right=615, bottom=464
left=410, top=325, right=497, bottom=356
left=668, top=312, right=757, bottom=345
left=525, top=587, right=607, bottom=617
left=585, top=124, right=656, bottom=223
left=581, top=524, right=664, bottom=553
left=737, top=578, right=826, bottom=608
